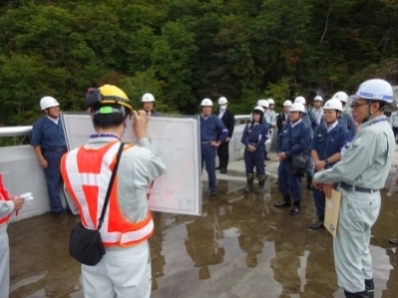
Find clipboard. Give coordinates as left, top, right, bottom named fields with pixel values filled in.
left=323, top=189, right=341, bottom=237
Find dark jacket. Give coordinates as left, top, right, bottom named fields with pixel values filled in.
left=277, top=113, right=289, bottom=132
left=277, top=121, right=311, bottom=159
left=216, top=109, right=235, bottom=139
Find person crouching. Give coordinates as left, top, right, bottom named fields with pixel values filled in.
left=241, top=106, right=269, bottom=193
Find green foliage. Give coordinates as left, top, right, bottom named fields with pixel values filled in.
left=0, top=0, right=397, bottom=126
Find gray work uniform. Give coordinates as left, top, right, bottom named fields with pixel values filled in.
left=313, top=115, right=395, bottom=293
left=0, top=201, right=14, bottom=298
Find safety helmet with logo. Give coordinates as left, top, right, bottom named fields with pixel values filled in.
left=40, top=96, right=60, bottom=111
left=283, top=100, right=293, bottom=106
left=218, top=97, right=228, bottom=105
left=294, top=96, right=306, bottom=105
left=289, top=103, right=305, bottom=113
left=267, top=98, right=275, bottom=105
left=353, top=79, right=394, bottom=103
left=323, top=99, right=343, bottom=112
left=314, top=95, right=323, bottom=102
left=85, top=84, right=133, bottom=116
left=332, top=91, right=349, bottom=103
left=257, top=99, right=269, bottom=109
left=201, top=98, right=213, bottom=106
left=141, top=93, right=155, bottom=103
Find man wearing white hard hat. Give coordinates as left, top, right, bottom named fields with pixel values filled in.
left=199, top=98, right=228, bottom=196
left=331, top=91, right=356, bottom=136
left=257, top=99, right=272, bottom=160
left=311, top=95, right=324, bottom=127
left=276, top=100, right=292, bottom=134
left=309, top=99, right=350, bottom=230
left=294, top=96, right=316, bottom=189
left=267, top=98, right=277, bottom=127
left=389, top=103, right=398, bottom=142
left=31, top=96, right=67, bottom=217
left=141, top=93, right=159, bottom=116
left=216, top=97, right=235, bottom=173
left=275, top=102, right=311, bottom=216
left=313, top=79, right=396, bottom=298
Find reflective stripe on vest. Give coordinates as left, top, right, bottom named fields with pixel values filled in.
left=0, top=174, right=11, bottom=224
left=61, top=141, right=154, bottom=247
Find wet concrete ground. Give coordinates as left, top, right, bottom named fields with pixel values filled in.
left=7, top=173, right=398, bottom=298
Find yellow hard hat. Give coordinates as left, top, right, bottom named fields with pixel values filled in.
left=97, top=84, right=133, bottom=110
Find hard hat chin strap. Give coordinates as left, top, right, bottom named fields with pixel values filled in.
left=362, top=101, right=373, bottom=123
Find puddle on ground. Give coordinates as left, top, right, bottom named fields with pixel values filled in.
left=7, top=176, right=398, bottom=298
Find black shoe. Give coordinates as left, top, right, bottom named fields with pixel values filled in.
left=210, top=191, right=217, bottom=197
left=274, top=201, right=290, bottom=208
left=309, top=220, right=324, bottom=229
left=220, top=169, right=227, bottom=174
left=244, top=177, right=254, bottom=193
left=216, top=166, right=221, bottom=170
left=289, top=205, right=300, bottom=216
left=265, top=157, right=271, bottom=161
left=365, top=279, right=374, bottom=298
left=344, top=290, right=369, bottom=298
left=388, top=238, right=398, bottom=244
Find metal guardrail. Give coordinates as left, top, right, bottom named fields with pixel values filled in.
left=0, top=115, right=253, bottom=138
left=0, top=126, right=33, bottom=137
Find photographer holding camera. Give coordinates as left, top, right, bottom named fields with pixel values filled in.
left=61, top=84, right=166, bottom=298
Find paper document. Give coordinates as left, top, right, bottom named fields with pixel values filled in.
left=323, top=189, right=341, bottom=237
left=19, top=192, right=34, bottom=202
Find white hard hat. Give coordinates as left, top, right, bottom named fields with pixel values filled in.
left=40, top=96, right=59, bottom=111
left=396, top=103, right=398, bottom=107
left=257, top=99, right=269, bottom=108
left=332, top=91, right=348, bottom=103
left=252, top=106, right=264, bottom=114
left=267, top=98, right=275, bottom=105
left=283, top=100, right=292, bottom=106
left=141, top=93, right=155, bottom=102
left=353, top=79, right=394, bottom=103
left=289, top=103, right=305, bottom=113
left=218, top=97, right=228, bottom=105
left=323, top=99, right=343, bottom=112
left=201, top=98, right=213, bottom=106
left=294, top=96, right=306, bottom=105
left=314, top=95, right=323, bottom=102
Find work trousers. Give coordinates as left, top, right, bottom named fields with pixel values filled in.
left=278, top=160, right=302, bottom=202
left=201, top=143, right=217, bottom=192
left=305, top=155, right=313, bottom=179
left=217, top=141, right=230, bottom=170
left=82, top=241, right=152, bottom=298
left=244, top=148, right=265, bottom=176
left=334, top=186, right=381, bottom=293
left=0, top=231, right=10, bottom=298
left=43, top=150, right=64, bottom=213
left=312, top=188, right=325, bottom=218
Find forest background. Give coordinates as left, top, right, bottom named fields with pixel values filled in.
left=0, top=0, right=398, bottom=126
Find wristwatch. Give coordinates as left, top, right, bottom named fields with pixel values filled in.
left=324, top=159, right=329, bottom=165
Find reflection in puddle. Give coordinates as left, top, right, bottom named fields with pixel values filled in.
left=7, top=176, right=398, bottom=298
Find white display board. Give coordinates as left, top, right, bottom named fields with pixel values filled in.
left=61, top=112, right=202, bottom=216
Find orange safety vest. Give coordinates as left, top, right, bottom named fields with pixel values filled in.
left=60, top=141, right=154, bottom=247
left=0, top=174, right=11, bottom=225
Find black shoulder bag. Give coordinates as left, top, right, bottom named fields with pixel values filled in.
left=288, top=127, right=308, bottom=173
left=69, top=142, right=124, bottom=266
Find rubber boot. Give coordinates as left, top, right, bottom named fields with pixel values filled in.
left=344, top=290, right=369, bottom=298
left=244, top=174, right=254, bottom=193
left=257, top=175, right=267, bottom=194
left=365, top=279, right=374, bottom=298
left=289, top=201, right=300, bottom=216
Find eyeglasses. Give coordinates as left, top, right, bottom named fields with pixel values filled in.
left=350, top=102, right=368, bottom=109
